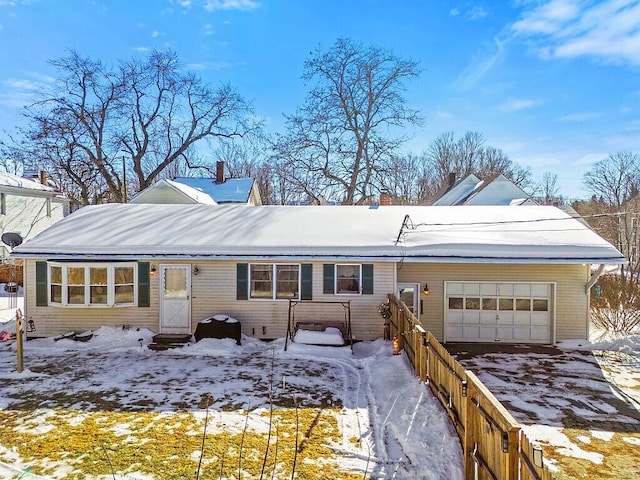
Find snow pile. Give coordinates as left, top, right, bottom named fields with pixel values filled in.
left=25, top=325, right=156, bottom=353
left=293, top=327, right=345, bottom=345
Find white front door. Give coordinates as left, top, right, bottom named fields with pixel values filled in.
left=160, top=264, right=191, bottom=333
left=398, top=283, right=420, bottom=321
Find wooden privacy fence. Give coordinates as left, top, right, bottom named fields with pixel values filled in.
left=386, top=294, right=554, bottom=480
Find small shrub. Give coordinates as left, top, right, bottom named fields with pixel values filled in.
left=591, top=274, right=640, bottom=334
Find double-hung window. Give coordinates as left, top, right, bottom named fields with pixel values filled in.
left=250, top=264, right=300, bottom=300
left=336, top=264, right=361, bottom=295
left=48, top=262, right=137, bottom=307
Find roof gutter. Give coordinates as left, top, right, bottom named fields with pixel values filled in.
left=585, top=263, right=607, bottom=294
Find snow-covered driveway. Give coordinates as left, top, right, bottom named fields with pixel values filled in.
left=0, top=328, right=463, bottom=479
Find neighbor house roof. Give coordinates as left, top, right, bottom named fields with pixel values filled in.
left=173, top=177, right=257, bottom=204
left=431, top=174, right=536, bottom=206
left=431, top=174, right=481, bottom=206
left=129, top=179, right=217, bottom=205
left=0, top=171, right=66, bottom=198
left=14, top=204, right=625, bottom=265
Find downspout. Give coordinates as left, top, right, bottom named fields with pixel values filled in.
left=585, top=264, right=606, bottom=294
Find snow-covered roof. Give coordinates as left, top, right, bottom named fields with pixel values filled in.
left=129, top=179, right=217, bottom=205
left=432, top=174, right=481, bottom=206
left=432, top=174, right=536, bottom=206
left=166, top=179, right=217, bottom=205
left=0, top=171, right=57, bottom=193
left=463, top=174, right=536, bottom=206
left=14, top=204, right=625, bottom=264
left=173, top=177, right=255, bottom=204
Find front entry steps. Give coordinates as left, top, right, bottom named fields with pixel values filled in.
left=149, top=333, right=193, bottom=351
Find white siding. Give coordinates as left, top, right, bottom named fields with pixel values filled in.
left=130, top=186, right=194, bottom=204
left=193, top=261, right=393, bottom=341
left=24, top=259, right=394, bottom=341
left=24, top=257, right=590, bottom=344
left=0, top=193, right=66, bottom=259
left=397, top=263, right=589, bottom=343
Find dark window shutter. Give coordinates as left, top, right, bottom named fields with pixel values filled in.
left=36, top=261, right=47, bottom=306
left=323, top=264, right=335, bottom=294
left=301, top=264, right=312, bottom=300
left=237, top=263, right=248, bottom=300
left=138, top=262, right=150, bottom=307
left=362, top=264, right=374, bottom=295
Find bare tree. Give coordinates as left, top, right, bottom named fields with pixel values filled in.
left=273, top=37, right=421, bottom=205
left=8, top=49, right=257, bottom=205
left=535, top=171, right=561, bottom=204
left=209, top=138, right=274, bottom=204
left=583, top=151, right=640, bottom=207
left=376, top=152, right=438, bottom=204
left=425, top=131, right=531, bottom=192
left=578, top=151, right=640, bottom=281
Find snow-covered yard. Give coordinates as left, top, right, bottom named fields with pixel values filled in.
left=3, top=276, right=638, bottom=480
left=449, top=334, right=640, bottom=479
left=0, top=326, right=463, bottom=479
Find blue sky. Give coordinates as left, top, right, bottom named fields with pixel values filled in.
left=1, top=0, right=639, bottom=199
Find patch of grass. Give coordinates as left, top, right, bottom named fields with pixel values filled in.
left=540, top=428, right=640, bottom=480
left=0, top=407, right=362, bottom=480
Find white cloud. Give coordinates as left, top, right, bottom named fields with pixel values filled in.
left=435, top=110, right=454, bottom=120
left=512, top=0, right=581, bottom=35
left=132, top=46, right=150, bottom=52
left=187, top=60, right=230, bottom=70
left=204, top=23, right=214, bottom=35
left=575, top=152, right=607, bottom=166
left=450, top=5, right=489, bottom=21
left=151, top=30, right=161, bottom=38
left=512, top=0, right=640, bottom=65
left=203, top=0, right=259, bottom=11
left=499, top=98, right=541, bottom=112
left=454, top=36, right=506, bottom=89
left=466, top=6, right=489, bottom=20
left=512, top=152, right=562, bottom=168
left=557, top=111, right=602, bottom=121
left=5, top=79, right=41, bottom=90
left=0, top=75, right=53, bottom=108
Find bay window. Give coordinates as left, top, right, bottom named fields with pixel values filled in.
left=48, top=262, right=137, bottom=307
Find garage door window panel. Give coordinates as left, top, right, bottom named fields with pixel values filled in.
left=532, top=299, right=548, bottom=311
left=465, top=298, right=480, bottom=309
left=482, top=298, right=497, bottom=310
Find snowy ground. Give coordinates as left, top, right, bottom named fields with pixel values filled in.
left=449, top=332, right=640, bottom=479
left=4, top=281, right=637, bottom=479
left=0, top=326, right=463, bottom=479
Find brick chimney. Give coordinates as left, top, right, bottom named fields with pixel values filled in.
left=39, top=170, right=48, bottom=186
left=448, top=172, right=457, bottom=187
left=216, top=161, right=226, bottom=183
left=379, top=191, right=392, bottom=206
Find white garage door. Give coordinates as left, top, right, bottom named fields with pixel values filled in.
left=445, top=282, right=553, bottom=343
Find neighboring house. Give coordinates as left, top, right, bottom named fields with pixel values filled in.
left=130, top=162, right=262, bottom=206
left=129, top=179, right=218, bottom=205
left=0, top=170, right=69, bottom=262
left=14, top=203, right=624, bottom=345
left=431, top=173, right=536, bottom=206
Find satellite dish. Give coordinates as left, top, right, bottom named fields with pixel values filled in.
left=2, top=232, right=23, bottom=248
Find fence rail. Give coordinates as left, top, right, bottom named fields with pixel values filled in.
left=386, top=294, right=554, bottom=480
